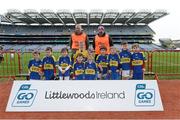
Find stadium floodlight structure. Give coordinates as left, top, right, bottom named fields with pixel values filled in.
left=137, top=9, right=168, bottom=24
left=24, top=9, right=52, bottom=25
left=125, top=9, right=151, bottom=25
left=40, top=9, right=64, bottom=25
left=73, top=9, right=88, bottom=25
left=101, top=9, right=119, bottom=25
left=0, top=15, right=13, bottom=24
left=89, top=9, right=103, bottom=25
left=112, top=9, right=135, bottom=25
left=0, top=9, right=168, bottom=26
left=57, top=9, right=76, bottom=25
left=5, top=9, right=28, bottom=24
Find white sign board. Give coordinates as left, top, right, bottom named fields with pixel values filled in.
left=6, top=80, right=163, bottom=112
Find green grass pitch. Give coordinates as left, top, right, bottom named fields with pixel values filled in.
left=0, top=51, right=180, bottom=80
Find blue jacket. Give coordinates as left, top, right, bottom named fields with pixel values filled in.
left=119, top=50, right=131, bottom=70
left=28, top=59, right=42, bottom=80
left=42, top=56, right=56, bottom=80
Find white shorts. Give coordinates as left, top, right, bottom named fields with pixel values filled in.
left=59, top=76, right=70, bottom=80
left=122, top=70, right=130, bottom=77
left=10, top=53, right=14, bottom=59
left=30, top=79, right=40, bottom=80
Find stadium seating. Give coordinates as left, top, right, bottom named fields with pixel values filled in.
left=0, top=24, right=154, bottom=45
left=0, top=10, right=168, bottom=51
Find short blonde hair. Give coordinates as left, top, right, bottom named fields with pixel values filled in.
left=132, top=43, right=139, bottom=49
left=87, top=54, right=94, bottom=60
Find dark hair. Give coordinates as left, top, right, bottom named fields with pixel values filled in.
left=121, top=41, right=128, bottom=45
left=61, top=48, right=68, bottom=53
left=100, top=46, right=107, bottom=51
left=132, top=43, right=139, bottom=49
left=33, top=51, right=40, bottom=55
left=98, top=25, right=105, bottom=30
left=45, top=47, right=52, bottom=52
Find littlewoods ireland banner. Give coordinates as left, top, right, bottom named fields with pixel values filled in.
left=6, top=80, right=163, bottom=111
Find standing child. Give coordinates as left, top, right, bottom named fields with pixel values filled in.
left=119, top=42, right=132, bottom=80
left=131, top=43, right=146, bottom=80
left=73, top=53, right=85, bottom=80
left=28, top=51, right=42, bottom=80
left=96, top=47, right=108, bottom=80
left=85, top=55, right=98, bottom=80
left=73, top=42, right=88, bottom=62
left=108, top=47, right=120, bottom=80
left=42, top=47, right=56, bottom=80
left=56, top=48, right=72, bottom=80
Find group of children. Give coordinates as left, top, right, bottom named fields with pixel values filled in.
left=28, top=42, right=146, bottom=80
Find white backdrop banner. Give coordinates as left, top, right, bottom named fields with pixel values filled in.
left=6, top=80, right=163, bottom=112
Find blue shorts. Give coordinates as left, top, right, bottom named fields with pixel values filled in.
left=75, top=75, right=84, bottom=80
left=85, top=75, right=96, bottom=80
left=110, top=72, right=120, bottom=80
left=133, top=72, right=143, bottom=80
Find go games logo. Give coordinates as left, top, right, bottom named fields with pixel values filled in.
left=12, top=84, right=37, bottom=107
left=134, top=84, right=155, bottom=106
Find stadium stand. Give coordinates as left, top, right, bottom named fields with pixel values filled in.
left=0, top=9, right=168, bottom=51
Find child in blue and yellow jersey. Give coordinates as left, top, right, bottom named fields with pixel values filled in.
left=84, top=55, right=98, bottom=80
left=28, top=51, right=42, bottom=80
left=42, top=47, right=56, bottom=80
left=119, top=41, right=132, bottom=80
left=73, top=53, right=85, bottom=80
left=56, top=48, right=72, bottom=80
left=96, top=47, right=108, bottom=80
left=108, top=47, right=120, bottom=80
left=131, top=44, right=146, bottom=80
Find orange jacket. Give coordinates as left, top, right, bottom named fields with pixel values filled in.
left=71, top=32, right=87, bottom=50
left=95, top=34, right=110, bottom=54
